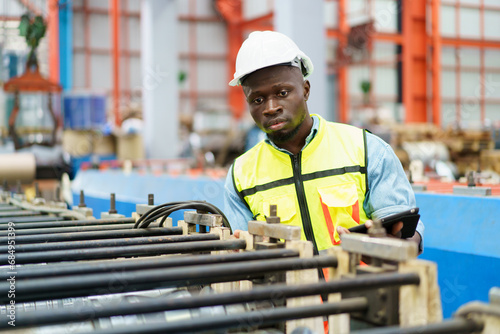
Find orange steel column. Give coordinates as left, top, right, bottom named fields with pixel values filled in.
left=110, top=0, right=121, bottom=126
left=431, top=0, right=442, bottom=126
left=337, top=0, right=349, bottom=123
left=218, top=0, right=246, bottom=119
left=47, top=0, right=59, bottom=83
left=227, top=20, right=245, bottom=118
left=402, top=0, right=427, bottom=123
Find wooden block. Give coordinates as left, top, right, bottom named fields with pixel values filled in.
left=248, top=220, right=301, bottom=241
left=210, top=227, right=237, bottom=292
left=327, top=247, right=351, bottom=334
left=159, top=217, right=172, bottom=228
left=184, top=211, right=223, bottom=227
left=178, top=220, right=195, bottom=235
left=238, top=230, right=254, bottom=251
left=285, top=240, right=323, bottom=334
left=210, top=226, right=231, bottom=240
left=238, top=280, right=253, bottom=291
left=211, top=281, right=233, bottom=294
left=398, top=259, right=443, bottom=327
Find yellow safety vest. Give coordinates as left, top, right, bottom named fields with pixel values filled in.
left=232, top=115, right=369, bottom=252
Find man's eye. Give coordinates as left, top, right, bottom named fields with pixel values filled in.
left=278, top=91, right=289, bottom=97
left=253, top=97, right=263, bottom=104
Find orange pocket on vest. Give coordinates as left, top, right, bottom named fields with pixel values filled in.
left=317, top=181, right=360, bottom=244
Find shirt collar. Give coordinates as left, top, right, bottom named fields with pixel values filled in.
left=264, top=115, right=319, bottom=155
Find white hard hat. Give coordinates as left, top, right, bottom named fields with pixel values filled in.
left=229, top=31, right=314, bottom=86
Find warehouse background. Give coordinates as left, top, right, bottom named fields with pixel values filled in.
left=1, top=0, right=499, bottom=161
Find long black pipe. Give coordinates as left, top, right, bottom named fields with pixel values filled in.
left=0, top=217, right=135, bottom=230
left=351, top=318, right=484, bottom=334
left=0, top=248, right=300, bottom=279
left=0, top=254, right=335, bottom=303
left=0, top=223, right=137, bottom=236
left=0, top=216, right=64, bottom=223
left=0, top=226, right=182, bottom=245
left=10, top=272, right=418, bottom=329
left=0, top=233, right=220, bottom=253
left=0, top=237, right=240, bottom=265
left=70, top=298, right=369, bottom=334
left=0, top=210, right=40, bottom=217
left=4, top=222, right=145, bottom=236
left=0, top=207, right=24, bottom=212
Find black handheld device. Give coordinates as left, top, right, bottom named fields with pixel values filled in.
left=348, top=207, right=420, bottom=239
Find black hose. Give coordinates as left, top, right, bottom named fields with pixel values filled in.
left=134, top=201, right=230, bottom=230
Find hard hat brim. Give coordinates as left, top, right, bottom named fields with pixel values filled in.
left=228, top=56, right=314, bottom=87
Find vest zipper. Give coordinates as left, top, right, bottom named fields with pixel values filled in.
left=290, top=153, right=320, bottom=256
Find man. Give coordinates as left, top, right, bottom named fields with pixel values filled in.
left=224, top=31, right=424, bottom=255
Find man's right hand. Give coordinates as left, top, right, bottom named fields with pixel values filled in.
left=336, top=225, right=351, bottom=236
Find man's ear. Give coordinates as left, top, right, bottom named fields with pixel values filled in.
left=303, top=80, right=311, bottom=101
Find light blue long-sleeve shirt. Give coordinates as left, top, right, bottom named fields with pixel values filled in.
left=224, top=116, right=424, bottom=250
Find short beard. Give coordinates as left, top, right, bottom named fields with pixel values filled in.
left=268, top=113, right=306, bottom=144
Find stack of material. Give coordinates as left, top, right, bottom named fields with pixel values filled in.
left=388, top=123, right=443, bottom=170
left=480, top=149, right=500, bottom=175
left=389, top=124, right=495, bottom=177
left=441, top=128, right=493, bottom=175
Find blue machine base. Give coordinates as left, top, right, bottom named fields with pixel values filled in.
left=420, top=247, right=500, bottom=318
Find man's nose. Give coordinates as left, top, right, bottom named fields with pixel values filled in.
left=263, top=98, right=282, bottom=116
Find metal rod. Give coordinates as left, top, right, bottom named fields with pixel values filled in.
left=0, top=238, right=243, bottom=265
left=109, top=193, right=117, bottom=214
left=11, top=272, right=418, bottom=329
left=79, top=190, right=86, bottom=207
left=0, top=206, right=20, bottom=212
left=55, top=186, right=61, bottom=201
left=0, top=210, right=41, bottom=218
left=0, top=216, right=64, bottom=224
left=1, top=233, right=220, bottom=253
left=0, top=227, right=183, bottom=245
left=16, top=180, right=22, bottom=194
left=0, top=254, right=335, bottom=303
left=0, top=223, right=137, bottom=236
left=350, top=318, right=484, bottom=334
left=72, top=298, right=369, bottom=334
left=34, top=182, right=40, bottom=198
left=0, top=248, right=300, bottom=279
left=0, top=218, right=135, bottom=230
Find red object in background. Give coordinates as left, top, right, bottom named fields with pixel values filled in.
left=413, top=180, right=500, bottom=196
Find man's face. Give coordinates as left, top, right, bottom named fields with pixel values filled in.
left=242, top=66, right=310, bottom=144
